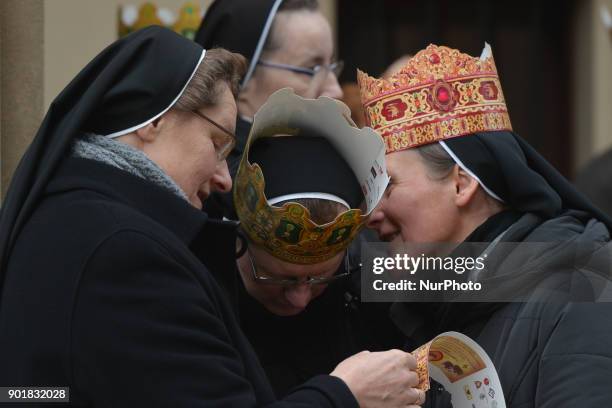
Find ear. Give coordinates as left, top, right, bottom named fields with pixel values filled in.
left=134, top=117, right=163, bottom=143
left=452, top=165, right=480, bottom=208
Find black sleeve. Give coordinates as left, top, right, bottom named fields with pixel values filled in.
left=536, top=302, right=612, bottom=407
left=71, top=230, right=358, bottom=408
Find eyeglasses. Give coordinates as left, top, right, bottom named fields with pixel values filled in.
left=191, top=110, right=236, bottom=161
left=257, top=60, right=344, bottom=79
left=247, top=250, right=357, bottom=286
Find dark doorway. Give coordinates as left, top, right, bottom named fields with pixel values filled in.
left=338, top=0, right=576, bottom=175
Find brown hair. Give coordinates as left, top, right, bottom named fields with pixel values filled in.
left=277, top=198, right=347, bottom=225
left=174, top=48, right=247, bottom=111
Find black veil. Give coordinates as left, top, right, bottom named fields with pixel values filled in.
left=0, top=26, right=204, bottom=293
left=442, top=131, right=612, bottom=230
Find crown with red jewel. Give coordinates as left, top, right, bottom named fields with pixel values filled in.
left=357, top=43, right=512, bottom=153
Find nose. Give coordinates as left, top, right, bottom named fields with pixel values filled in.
left=284, top=283, right=313, bottom=309
left=366, top=206, right=385, bottom=230
left=211, top=160, right=232, bottom=193
left=319, top=72, right=343, bottom=99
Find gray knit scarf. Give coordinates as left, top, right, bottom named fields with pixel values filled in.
left=71, top=133, right=188, bottom=201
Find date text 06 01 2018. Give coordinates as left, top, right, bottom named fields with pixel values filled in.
left=0, top=387, right=69, bottom=403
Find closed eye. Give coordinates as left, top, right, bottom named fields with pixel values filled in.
left=385, top=181, right=394, bottom=196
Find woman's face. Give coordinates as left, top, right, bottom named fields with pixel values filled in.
left=142, top=84, right=235, bottom=208
left=242, top=10, right=343, bottom=115
left=367, top=149, right=461, bottom=246
left=236, top=243, right=345, bottom=316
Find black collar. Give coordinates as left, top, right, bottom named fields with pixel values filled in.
left=45, top=157, right=208, bottom=246
left=464, top=210, right=523, bottom=243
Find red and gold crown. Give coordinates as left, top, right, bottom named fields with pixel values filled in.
left=357, top=43, right=512, bottom=153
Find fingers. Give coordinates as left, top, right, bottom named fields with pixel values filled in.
left=388, top=348, right=418, bottom=370
left=413, top=388, right=427, bottom=406
left=403, top=387, right=426, bottom=406
left=406, top=370, right=419, bottom=388
left=387, top=349, right=419, bottom=387
left=334, top=348, right=426, bottom=408
left=405, top=352, right=418, bottom=370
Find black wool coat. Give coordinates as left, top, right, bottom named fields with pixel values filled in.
left=237, top=266, right=403, bottom=397
left=0, top=157, right=358, bottom=408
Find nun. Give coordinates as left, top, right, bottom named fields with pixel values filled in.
left=230, top=89, right=405, bottom=397
left=0, top=27, right=422, bottom=407
left=195, top=0, right=343, bottom=218
left=359, top=44, right=612, bottom=407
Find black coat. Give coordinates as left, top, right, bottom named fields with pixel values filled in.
left=237, top=263, right=403, bottom=397
left=0, top=157, right=358, bottom=408
left=393, top=211, right=612, bottom=408
left=200, top=114, right=402, bottom=396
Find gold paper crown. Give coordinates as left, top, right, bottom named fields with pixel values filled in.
left=357, top=44, right=512, bottom=153
left=234, top=89, right=389, bottom=265
left=234, top=160, right=366, bottom=265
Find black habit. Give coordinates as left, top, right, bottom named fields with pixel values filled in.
left=0, top=27, right=358, bottom=407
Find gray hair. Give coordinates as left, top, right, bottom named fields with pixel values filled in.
left=418, top=142, right=506, bottom=208
left=417, top=142, right=456, bottom=180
